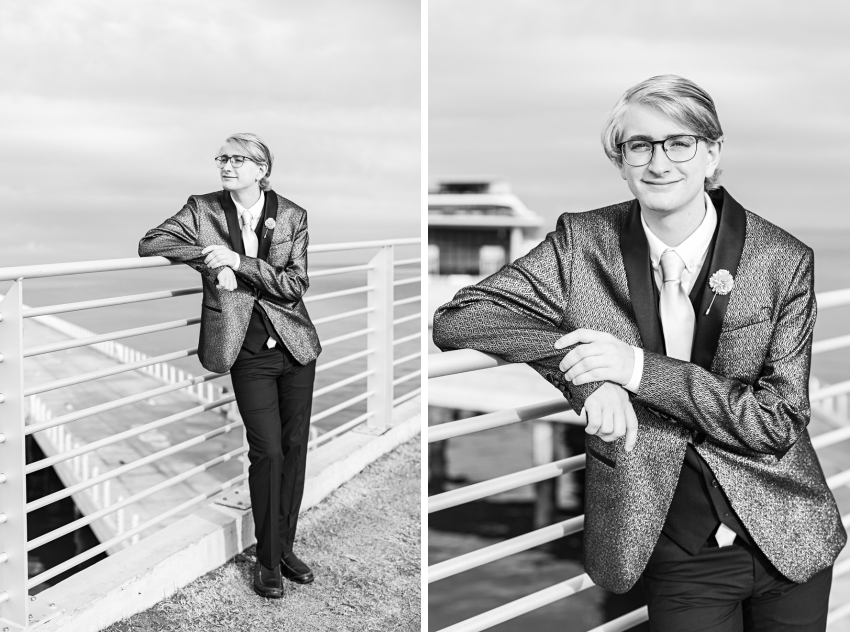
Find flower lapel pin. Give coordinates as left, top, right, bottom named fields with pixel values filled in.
left=706, top=269, right=734, bottom=315
left=263, top=217, right=276, bottom=239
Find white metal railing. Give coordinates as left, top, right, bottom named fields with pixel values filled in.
left=0, top=237, right=420, bottom=628
left=428, top=286, right=850, bottom=632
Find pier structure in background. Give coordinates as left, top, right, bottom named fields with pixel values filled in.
left=0, top=237, right=421, bottom=630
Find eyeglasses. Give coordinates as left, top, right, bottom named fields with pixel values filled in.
left=214, top=155, right=263, bottom=168
left=617, top=134, right=706, bottom=167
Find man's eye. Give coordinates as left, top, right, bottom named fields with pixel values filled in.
left=629, top=142, right=651, bottom=152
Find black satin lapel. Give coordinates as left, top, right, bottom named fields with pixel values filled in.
left=256, top=190, right=279, bottom=262
left=690, top=187, right=747, bottom=370
left=620, top=199, right=665, bottom=354
left=221, top=191, right=245, bottom=255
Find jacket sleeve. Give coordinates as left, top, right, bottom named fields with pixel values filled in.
left=432, top=213, right=604, bottom=414
left=232, top=208, right=309, bottom=302
left=633, top=248, right=816, bottom=457
left=137, top=196, right=218, bottom=282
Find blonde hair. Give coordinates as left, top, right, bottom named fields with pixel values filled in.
left=225, top=132, right=274, bottom=191
left=601, top=75, right=724, bottom=191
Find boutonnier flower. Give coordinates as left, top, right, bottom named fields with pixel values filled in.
left=263, top=217, right=276, bottom=239
left=706, top=269, right=734, bottom=315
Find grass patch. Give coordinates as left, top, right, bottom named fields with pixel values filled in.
left=103, top=437, right=420, bottom=631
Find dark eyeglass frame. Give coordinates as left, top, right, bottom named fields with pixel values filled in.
left=214, top=155, right=264, bottom=168
left=616, top=134, right=707, bottom=167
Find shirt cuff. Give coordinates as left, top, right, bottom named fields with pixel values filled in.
left=623, top=346, right=643, bottom=393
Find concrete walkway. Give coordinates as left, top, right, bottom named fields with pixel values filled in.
left=100, top=437, right=420, bottom=632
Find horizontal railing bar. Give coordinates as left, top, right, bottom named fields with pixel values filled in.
left=393, top=332, right=421, bottom=346
left=392, top=277, right=421, bottom=287
left=27, top=394, right=235, bottom=474
left=393, top=388, right=421, bottom=406
left=811, top=426, right=850, bottom=450
left=310, top=391, right=373, bottom=424
left=310, top=263, right=374, bottom=278
left=0, top=239, right=422, bottom=281
left=812, top=334, right=850, bottom=355
left=817, top=288, right=850, bottom=309
left=303, top=285, right=373, bottom=304
left=322, top=328, right=374, bottom=348
left=25, top=371, right=228, bottom=436
left=392, top=351, right=421, bottom=367
left=24, top=317, right=201, bottom=358
left=28, top=444, right=248, bottom=551
left=23, top=287, right=202, bottom=318
left=393, top=295, right=420, bottom=307
left=811, top=380, right=850, bottom=402
left=312, top=370, right=373, bottom=399
left=309, top=412, right=374, bottom=447
left=436, top=573, right=596, bottom=632
left=429, top=349, right=510, bottom=379
left=315, top=349, right=373, bottom=373
left=586, top=607, right=649, bottom=632
left=392, top=370, right=421, bottom=386
left=26, top=413, right=239, bottom=512
left=393, top=257, right=421, bottom=266
left=24, top=347, right=199, bottom=396
left=393, top=312, right=421, bottom=326
left=28, top=472, right=248, bottom=588
left=429, top=398, right=572, bottom=443
left=429, top=454, right=586, bottom=514
left=308, top=238, right=420, bottom=253
left=0, top=256, right=180, bottom=282
left=429, top=515, right=584, bottom=583
left=826, top=468, right=850, bottom=490
left=313, top=306, right=374, bottom=326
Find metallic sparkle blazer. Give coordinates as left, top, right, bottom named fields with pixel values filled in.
left=138, top=190, right=322, bottom=374
left=432, top=187, right=845, bottom=593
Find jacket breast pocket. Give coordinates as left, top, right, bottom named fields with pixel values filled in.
left=202, top=303, right=222, bottom=313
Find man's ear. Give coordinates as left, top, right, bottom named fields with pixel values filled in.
left=705, top=139, right=723, bottom=179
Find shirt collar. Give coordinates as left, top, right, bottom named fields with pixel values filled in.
left=231, top=190, right=265, bottom=221
left=641, top=192, right=717, bottom=274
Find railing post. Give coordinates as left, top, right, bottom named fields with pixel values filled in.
left=0, top=280, right=29, bottom=628
left=362, top=245, right=394, bottom=434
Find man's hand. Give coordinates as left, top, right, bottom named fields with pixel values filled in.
left=582, top=382, right=638, bottom=451
left=556, top=328, right=634, bottom=386
left=202, top=245, right=240, bottom=270
left=216, top=267, right=237, bottom=291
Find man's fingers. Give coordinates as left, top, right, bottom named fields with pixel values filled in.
left=624, top=404, right=639, bottom=452
left=573, top=368, right=614, bottom=385
left=599, top=403, right=614, bottom=436
left=584, top=403, right=601, bottom=436
left=559, top=343, right=601, bottom=372
left=564, top=356, right=605, bottom=381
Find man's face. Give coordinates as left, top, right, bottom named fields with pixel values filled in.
left=217, top=141, right=266, bottom=192
left=617, top=103, right=721, bottom=216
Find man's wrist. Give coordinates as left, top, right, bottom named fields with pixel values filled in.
left=623, top=346, right=643, bottom=393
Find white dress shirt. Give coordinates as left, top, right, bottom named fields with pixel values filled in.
left=230, top=191, right=266, bottom=271
left=623, top=192, right=717, bottom=392
left=231, top=191, right=276, bottom=349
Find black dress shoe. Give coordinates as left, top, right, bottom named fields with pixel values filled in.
left=280, top=551, right=314, bottom=584
left=253, top=563, right=283, bottom=598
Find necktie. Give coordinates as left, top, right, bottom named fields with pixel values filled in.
left=240, top=211, right=259, bottom=258
left=659, top=250, right=694, bottom=362
left=659, top=250, right=736, bottom=547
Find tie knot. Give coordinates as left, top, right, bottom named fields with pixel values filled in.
left=240, top=211, right=252, bottom=228
left=660, top=249, right=686, bottom=283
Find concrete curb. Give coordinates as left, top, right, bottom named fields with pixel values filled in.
left=28, top=397, right=421, bottom=631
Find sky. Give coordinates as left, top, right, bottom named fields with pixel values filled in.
left=0, top=0, right=420, bottom=266
left=430, top=0, right=850, bottom=234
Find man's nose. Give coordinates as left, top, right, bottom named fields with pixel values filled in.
left=646, top=144, right=672, bottom=174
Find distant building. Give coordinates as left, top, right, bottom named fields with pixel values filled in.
left=428, top=176, right=543, bottom=325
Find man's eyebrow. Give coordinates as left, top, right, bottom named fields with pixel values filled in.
left=623, top=134, right=654, bottom=142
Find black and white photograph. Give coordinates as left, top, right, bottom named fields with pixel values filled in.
left=427, top=2, right=850, bottom=631
left=0, top=2, right=421, bottom=631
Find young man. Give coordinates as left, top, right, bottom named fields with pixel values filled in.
left=432, top=76, right=845, bottom=630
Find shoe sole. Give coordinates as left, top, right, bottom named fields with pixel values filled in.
left=284, top=573, right=314, bottom=585
left=253, top=582, right=283, bottom=599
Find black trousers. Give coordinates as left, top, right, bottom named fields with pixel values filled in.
left=229, top=343, right=316, bottom=569
left=642, top=531, right=833, bottom=632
